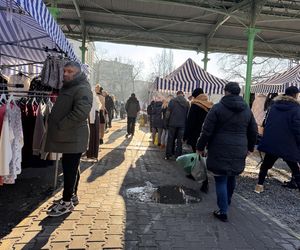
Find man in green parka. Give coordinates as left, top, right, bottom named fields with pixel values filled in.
left=46, top=61, right=93, bottom=217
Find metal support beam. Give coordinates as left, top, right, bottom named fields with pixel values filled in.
left=72, top=0, right=88, bottom=64
left=245, top=27, right=259, bottom=103
left=202, top=38, right=209, bottom=70
left=80, top=26, right=87, bottom=64
left=244, top=0, right=265, bottom=104
left=207, top=0, right=252, bottom=40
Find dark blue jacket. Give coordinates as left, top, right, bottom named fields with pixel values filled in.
left=151, top=101, right=164, bottom=128
left=197, top=95, right=257, bottom=176
left=258, top=95, right=300, bottom=162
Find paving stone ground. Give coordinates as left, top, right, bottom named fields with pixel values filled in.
left=0, top=120, right=300, bottom=250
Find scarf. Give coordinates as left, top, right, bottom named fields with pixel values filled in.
left=191, top=94, right=213, bottom=112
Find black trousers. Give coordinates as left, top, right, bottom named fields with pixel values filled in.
left=258, top=153, right=300, bottom=185
left=166, top=127, right=184, bottom=157
left=127, top=117, right=136, bottom=135
left=62, top=153, right=82, bottom=202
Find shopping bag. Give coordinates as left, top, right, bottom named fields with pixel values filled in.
left=176, top=153, right=198, bottom=174
left=191, top=155, right=207, bottom=183
left=154, top=133, right=159, bottom=146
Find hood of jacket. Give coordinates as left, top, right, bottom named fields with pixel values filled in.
left=174, top=95, right=189, bottom=108
left=154, top=101, right=163, bottom=108
left=127, top=96, right=139, bottom=104
left=220, top=94, right=247, bottom=112
left=63, top=72, right=89, bottom=89
left=273, top=95, right=300, bottom=111
left=191, top=94, right=213, bottom=111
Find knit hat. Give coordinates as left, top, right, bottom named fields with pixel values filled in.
left=64, top=61, right=81, bottom=71
left=224, top=82, right=241, bottom=95
left=285, top=86, right=299, bottom=96
left=192, top=88, right=204, bottom=97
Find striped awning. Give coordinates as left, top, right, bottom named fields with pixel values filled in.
left=155, top=58, right=227, bottom=95
left=251, top=64, right=300, bottom=94
left=0, top=0, right=79, bottom=76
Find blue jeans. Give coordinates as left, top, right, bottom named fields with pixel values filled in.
left=214, top=176, right=236, bottom=214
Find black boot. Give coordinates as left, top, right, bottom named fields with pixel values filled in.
left=200, top=177, right=209, bottom=193
left=282, top=177, right=298, bottom=189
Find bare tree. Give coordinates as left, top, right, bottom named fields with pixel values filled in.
left=151, top=49, right=175, bottom=78
left=217, top=54, right=294, bottom=84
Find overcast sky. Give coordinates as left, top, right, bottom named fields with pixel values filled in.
left=95, top=42, right=225, bottom=81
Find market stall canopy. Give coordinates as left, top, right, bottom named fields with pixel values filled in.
left=0, top=0, right=78, bottom=76
left=251, top=64, right=300, bottom=94
left=156, top=58, right=227, bottom=94
left=45, top=0, right=300, bottom=59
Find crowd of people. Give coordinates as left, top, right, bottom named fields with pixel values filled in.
left=147, top=82, right=300, bottom=222
left=43, top=60, right=300, bottom=221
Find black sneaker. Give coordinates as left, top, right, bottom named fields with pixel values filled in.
left=213, top=210, right=228, bottom=222
left=47, top=195, right=79, bottom=212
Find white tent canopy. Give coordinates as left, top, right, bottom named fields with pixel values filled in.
left=251, top=64, right=300, bottom=94
left=155, top=58, right=227, bottom=95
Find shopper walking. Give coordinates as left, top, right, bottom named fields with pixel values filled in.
left=197, top=82, right=257, bottom=222
left=105, top=92, right=115, bottom=128
left=165, top=91, right=189, bottom=159
left=45, top=61, right=92, bottom=217
left=255, top=86, right=300, bottom=193
left=151, top=99, right=164, bottom=145
left=125, top=93, right=140, bottom=137
left=184, top=88, right=213, bottom=152
left=95, top=84, right=106, bottom=145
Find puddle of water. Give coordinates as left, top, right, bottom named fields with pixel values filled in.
left=126, top=183, right=202, bottom=204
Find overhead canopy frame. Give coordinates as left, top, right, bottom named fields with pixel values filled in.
left=44, top=0, right=300, bottom=59
left=0, top=0, right=79, bottom=76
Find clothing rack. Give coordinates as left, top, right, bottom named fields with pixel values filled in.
left=0, top=89, right=59, bottom=190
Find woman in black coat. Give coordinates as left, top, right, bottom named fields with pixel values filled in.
left=197, top=82, right=257, bottom=222
left=255, top=86, right=300, bottom=193
left=184, top=88, right=213, bottom=152
left=151, top=100, right=164, bottom=145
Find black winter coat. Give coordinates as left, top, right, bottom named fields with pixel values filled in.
left=258, top=95, right=300, bottom=162
left=184, top=104, right=208, bottom=150
left=197, top=95, right=257, bottom=176
left=168, top=96, right=189, bottom=128
left=151, top=101, right=164, bottom=128
left=105, top=95, right=115, bottom=111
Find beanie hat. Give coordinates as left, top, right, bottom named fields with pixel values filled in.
left=192, top=88, right=204, bottom=97
left=224, top=82, right=241, bottom=95
left=285, top=86, right=299, bottom=96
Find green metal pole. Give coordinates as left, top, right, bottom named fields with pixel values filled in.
left=202, top=38, right=209, bottom=71
left=80, top=27, right=87, bottom=64
left=244, top=27, right=259, bottom=104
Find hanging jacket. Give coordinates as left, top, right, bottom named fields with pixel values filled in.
left=258, top=95, right=300, bottom=162
left=197, top=94, right=257, bottom=176
left=45, top=72, right=93, bottom=153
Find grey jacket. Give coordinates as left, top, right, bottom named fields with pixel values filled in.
left=167, top=96, right=189, bottom=128
left=45, top=72, right=93, bottom=153
left=125, top=96, right=140, bottom=118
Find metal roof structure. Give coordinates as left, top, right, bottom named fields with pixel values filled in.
left=44, top=0, right=300, bottom=60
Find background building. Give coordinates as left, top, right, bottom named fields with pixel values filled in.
left=94, top=59, right=134, bottom=102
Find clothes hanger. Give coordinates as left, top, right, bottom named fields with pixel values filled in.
left=0, top=93, right=7, bottom=104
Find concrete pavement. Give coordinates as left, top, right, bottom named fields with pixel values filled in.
left=0, top=120, right=299, bottom=250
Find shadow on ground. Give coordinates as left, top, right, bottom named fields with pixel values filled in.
left=87, top=137, right=133, bottom=183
